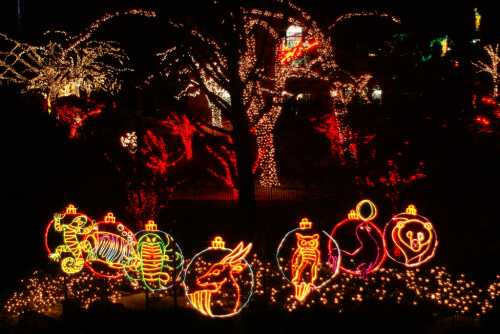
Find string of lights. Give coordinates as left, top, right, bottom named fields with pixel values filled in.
left=4, top=261, right=498, bottom=320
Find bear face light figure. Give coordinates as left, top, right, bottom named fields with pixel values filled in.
left=384, top=205, right=438, bottom=268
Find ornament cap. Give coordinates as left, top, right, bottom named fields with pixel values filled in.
left=145, top=220, right=158, bottom=231
left=299, top=217, right=313, bottom=229
left=406, top=205, right=417, bottom=215
left=211, top=236, right=225, bottom=249
left=104, top=212, right=116, bottom=223
left=348, top=209, right=358, bottom=220
left=66, top=204, right=77, bottom=214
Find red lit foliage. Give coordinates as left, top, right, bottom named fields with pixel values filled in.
left=53, top=98, right=104, bottom=138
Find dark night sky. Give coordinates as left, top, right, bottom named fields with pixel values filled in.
left=1, top=0, right=499, bottom=299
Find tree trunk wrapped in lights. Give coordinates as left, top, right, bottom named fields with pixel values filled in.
left=158, top=1, right=401, bottom=200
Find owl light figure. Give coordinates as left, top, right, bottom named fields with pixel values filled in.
left=384, top=205, right=438, bottom=267
left=276, top=218, right=341, bottom=302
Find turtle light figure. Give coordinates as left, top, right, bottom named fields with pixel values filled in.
left=329, top=200, right=386, bottom=277
left=384, top=205, right=438, bottom=267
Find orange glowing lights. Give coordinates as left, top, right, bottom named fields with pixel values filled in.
left=291, top=232, right=320, bottom=301
left=211, top=236, right=225, bottom=248
left=277, top=218, right=341, bottom=302
left=145, top=219, right=157, bottom=231
left=184, top=237, right=254, bottom=317
left=279, top=39, right=320, bottom=65
left=384, top=205, right=438, bottom=268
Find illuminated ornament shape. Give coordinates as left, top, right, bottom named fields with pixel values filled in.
left=384, top=205, right=438, bottom=267
left=330, top=200, right=386, bottom=277
left=84, top=212, right=137, bottom=278
left=125, top=220, right=183, bottom=291
left=184, top=237, right=254, bottom=317
left=44, top=204, right=95, bottom=275
left=276, top=218, right=341, bottom=302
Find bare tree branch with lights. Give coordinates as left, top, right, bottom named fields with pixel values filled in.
left=0, top=9, right=156, bottom=137
left=472, top=44, right=500, bottom=99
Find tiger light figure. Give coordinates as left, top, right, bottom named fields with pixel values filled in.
left=83, top=212, right=137, bottom=278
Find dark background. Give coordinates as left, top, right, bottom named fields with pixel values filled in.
left=1, top=0, right=499, bottom=307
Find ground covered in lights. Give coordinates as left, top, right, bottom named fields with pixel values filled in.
left=2, top=257, right=499, bottom=333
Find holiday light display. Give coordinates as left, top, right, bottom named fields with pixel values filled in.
left=140, top=129, right=184, bottom=176
left=268, top=264, right=500, bottom=317
left=330, top=200, right=386, bottom=277
left=4, top=262, right=499, bottom=319
left=184, top=236, right=254, bottom=317
left=422, top=36, right=450, bottom=62
left=312, top=73, right=373, bottom=164
left=3, top=270, right=129, bottom=319
left=159, top=113, right=197, bottom=161
left=0, top=9, right=154, bottom=136
left=125, top=220, right=183, bottom=291
left=356, top=159, right=427, bottom=208
left=384, top=205, right=437, bottom=268
left=279, top=25, right=319, bottom=65
left=55, top=102, right=105, bottom=138
left=277, top=218, right=341, bottom=302
left=0, top=31, right=129, bottom=111
left=474, top=8, right=481, bottom=32
left=44, top=204, right=96, bottom=274
left=160, top=2, right=333, bottom=187
left=158, top=3, right=402, bottom=190
left=120, top=131, right=138, bottom=154
left=328, top=11, right=401, bottom=33
left=472, top=44, right=499, bottom=99
left=206, top=143, right=239, bottom=198
left=84, top=212, right=137, bottom=278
